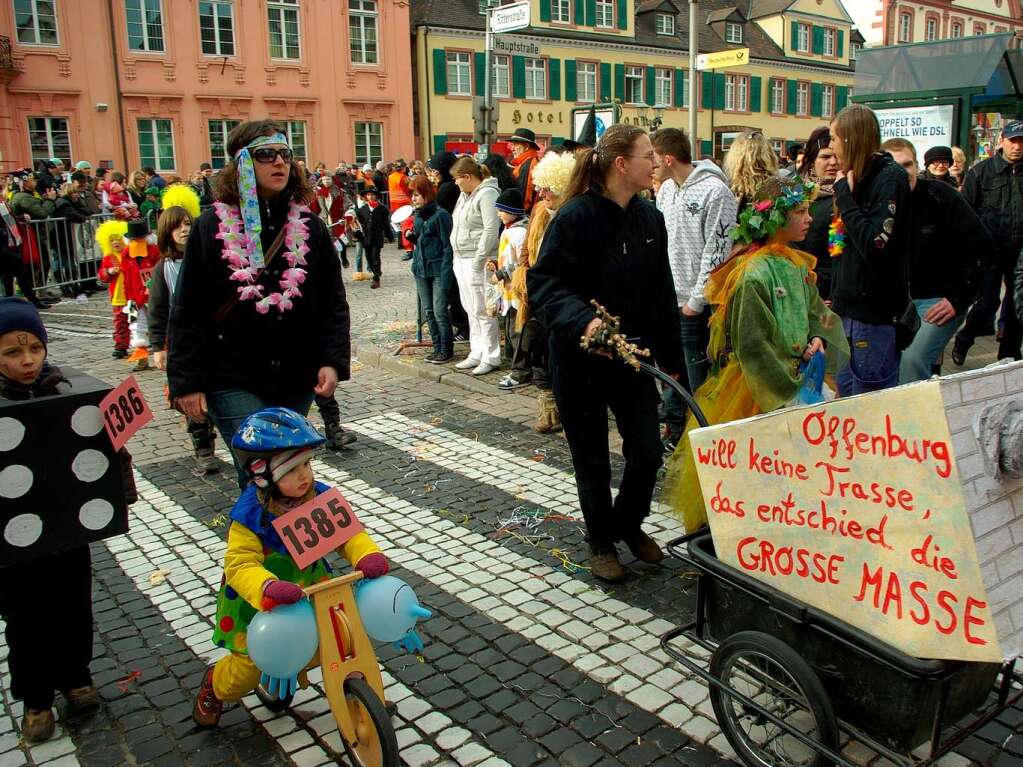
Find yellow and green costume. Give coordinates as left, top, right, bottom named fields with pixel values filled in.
left=662, top=242, right=849, bottom=532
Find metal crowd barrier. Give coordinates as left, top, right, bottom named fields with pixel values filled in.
left=16, top=213, right=112, bottom=295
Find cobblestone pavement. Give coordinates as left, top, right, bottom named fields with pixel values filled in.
left=1, top=246, right=1021, bottom=767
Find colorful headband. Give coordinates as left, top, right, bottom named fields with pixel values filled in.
left=234, top=133, right=290, bottom=269
left=731, top=180, right=817, bottom=245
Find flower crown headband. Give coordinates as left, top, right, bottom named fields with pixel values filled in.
left=235, top=133, right=290, bottom=269
left=730, top=179, right=817, bottom=246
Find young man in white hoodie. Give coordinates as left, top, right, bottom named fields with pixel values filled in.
left=652, top=129, right=737, bottom=448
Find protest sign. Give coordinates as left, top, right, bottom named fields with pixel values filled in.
left=690, top=381, right=1002, bottom=662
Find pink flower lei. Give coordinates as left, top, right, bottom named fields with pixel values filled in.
left=214, top=201, right=310, bottom=314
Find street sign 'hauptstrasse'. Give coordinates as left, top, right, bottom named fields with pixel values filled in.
left=491, top=1, right=531, bottom=33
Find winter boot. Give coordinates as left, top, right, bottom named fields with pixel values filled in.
left=188, top=418, right=220, bottom=474
left=66, top=685, right=102, bottom=715
left=21, top=709, right=55, bottom=743
left=316, top=395, right=357, bottom=450
left=192, top=667, right=223, bottom=728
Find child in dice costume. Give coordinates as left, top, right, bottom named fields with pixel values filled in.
left=193, top=407, right=390, bottom=727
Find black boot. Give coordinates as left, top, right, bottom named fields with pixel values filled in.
left=188, top=418, right=220, bottom=474
left=316, top=395, right=357, bottom=450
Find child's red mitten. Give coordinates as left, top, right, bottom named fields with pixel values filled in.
left=261, top=579, right=304, bottom=611
left=356, top=552, right=389, bottom=579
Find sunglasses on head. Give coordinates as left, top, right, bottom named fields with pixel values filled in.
left=250, top=147, right=294, bottom=164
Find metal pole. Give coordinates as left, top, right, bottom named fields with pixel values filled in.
left=688, top=0, right=698, bottom=150
left=484, top=1, right=494, bottom=151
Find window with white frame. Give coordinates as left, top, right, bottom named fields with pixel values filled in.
left=654, top=68, right=672, bottom=107
left=898, top=12, right=911, bottom=42
left=577, top=61, right=596, bottom=102
left=974, top=23, right=986, bottom=35
left=126, top=0, right=164, bottom=52
left=655, top=13, right=674, bottom=35
left=525, top=57, right=546, bottom=100
left=850, top=41, right=862, bottom=57
left=445, top=51, right=471, bottom=96
left=349, top=0, right=378, bottom=65
left=725, top=22, right=742, bottom=43
left=821, top=84, right=834, bottom=118
left=27, top=117, right=70, bottom=167
left=137, top=118, right=175, bottom=171
left=796, top=22, right=810, bottom=51
left=823, top=27, right=836, bottom=55
left=14, top=0, right=59, bottom=46
left=925, top=17, right=937, bottom=40
left=772, top=139, right=784, bottom=160
left=595, top=0, right=613, bottom=27
left=199, top=0, right=235, bottom=56
left=770, top=77, right=785, bottom=113
left=286, top=120, right=307, bottom=162
left=624, top=65, right=644, bottom=104
left=354, top=122, right=382, bottom=167
left=724, top=74, right=748, bottom=112
left=207, top=119, right=240, bottom=169
left=950, top=21, right=962, bottom=37
left=492, top=54, right=510, bottom=98
left=796, top=81, right=809, bottom=116
left=551, top=0, right=570, bottom=23
left=267, top=0, right=300, bottom=59
left=677, top=68, right=689, bottom=107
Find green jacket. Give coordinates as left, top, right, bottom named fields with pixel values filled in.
left=9, top=191, right=55, bottom=220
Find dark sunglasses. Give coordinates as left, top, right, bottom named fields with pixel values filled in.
left=251, top=147, right=294, bottom=164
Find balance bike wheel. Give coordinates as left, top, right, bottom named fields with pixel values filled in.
left=709, top=631, right=838, bottom=767
left=342, top=677, right=398, bottom=767
left=254, top=681, right=294, bottom=713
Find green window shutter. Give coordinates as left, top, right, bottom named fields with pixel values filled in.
left=600, top=62, right=611, bottom=100
left=674, top=69, right=686, bottom=107
left=474, top=52, right=486, bottom=97
left=811, top=82, right=823, bottom=116
left=645, top=66, right=656, bottom=106
left=836, top=85, right=849, bottom=111
left=701, top=71, right=713, bottom=109
left=617, top=0, right=628, bottom=29
left=812, top=25, right=824, bottom=54
left=432, top=49, right=447, bottom=95
left=791, top=21, right=799, bottom=47
left=433, top=134, right=447, bottom=153
left=512, top=56, right=526, bottom=98
left=750, top=75, right=762, bottom=112
left=585, top=0, right=596, bottom=26
left=565, top=60, right=577, bottom=101
left=575, top=0, right=585, bottom=25
left=614, top=63, right=625, bottom=100
left=540, top=0, right=551, bottom=22
left=786, top=78, right=798, bottom=115
left=700, top=139, right=713, bottom=158
left=837, top=30, right=845, bottom=57
left=713, top=72, right=725, bottom=110
left=549, top=58, right=561, bottom=100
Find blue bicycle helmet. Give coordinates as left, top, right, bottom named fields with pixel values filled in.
left=232, top=408, right=326, bottom=453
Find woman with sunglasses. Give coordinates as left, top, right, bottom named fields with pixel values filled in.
left=167, top=119, right=350, bottom=489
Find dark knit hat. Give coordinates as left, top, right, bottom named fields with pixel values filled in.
left=126, top=219, right=150, bottom=240
left=495, top=188, right=525, bottom=215
left=924, top=146, right=954, bottom=166
left=0, top=297, right=47, bottom=346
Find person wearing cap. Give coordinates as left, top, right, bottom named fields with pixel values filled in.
left=952, top=120, right=1023, bottom=365
left=920, top=145, right=958, bottom=188
left=0, top=298, right=104, bottom=743
left=490, top=188, right=530, bottom=383
left=9, top=173, right=56, bottom=221
left=508, top=128, right=541, bottom=213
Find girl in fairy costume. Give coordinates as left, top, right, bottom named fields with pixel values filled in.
left=662, top=175, right=850, bottom=532
left=193, top=407, right=389, bottom=727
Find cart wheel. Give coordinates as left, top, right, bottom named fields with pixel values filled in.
left=709, top=631, right=838, bottom=767
left=341, top=677, right=399, bottom=767
left=254, top=681, right=294, bottom=712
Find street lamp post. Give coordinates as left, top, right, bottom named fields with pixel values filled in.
left=688, top=0, right=698, bottom=148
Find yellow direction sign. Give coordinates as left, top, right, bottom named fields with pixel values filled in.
left=696, top=48, right=750, bottom=70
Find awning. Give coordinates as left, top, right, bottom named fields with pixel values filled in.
left=854, top=32, right=1023, bottom=103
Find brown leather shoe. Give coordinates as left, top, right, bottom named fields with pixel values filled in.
left=66, top=685, right=101, bottom=714
left=623, top=530, right=664, bottom=564
left=589, top=551, right=626, bottom=582
left=21, top=709, right=55, bottom=743
left=192, top=667, right=223, bottom=728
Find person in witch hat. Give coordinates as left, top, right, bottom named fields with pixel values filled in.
left=563, top=106, right=598, bottom=154
left=508, top=128, right=541, bottom=214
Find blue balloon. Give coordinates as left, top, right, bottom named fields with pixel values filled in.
left=247, top=600, right=319, bottom=698
left=355, top=575, right=432, bottom=645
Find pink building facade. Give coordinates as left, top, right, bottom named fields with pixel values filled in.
left=0, top=0, right=416, bottom=175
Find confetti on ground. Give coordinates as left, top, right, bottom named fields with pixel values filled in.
left=117, top=670, right=142, bottom=693
left=147, top=569, right=170, bottom=585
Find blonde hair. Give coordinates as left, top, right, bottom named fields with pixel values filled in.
left=723, top=132, right=779, bottom=204
left=450, top=156, right=490, bottom=180
left=952, top=146, right=966, bottom=165
left=128, top=170, right=147, bottom=191
left=532, top=152, right=576, bottom=199
left=95, top=219, right=128, bottom=255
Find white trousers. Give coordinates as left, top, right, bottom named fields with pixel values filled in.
left=453, top=257, right=501, bottom=366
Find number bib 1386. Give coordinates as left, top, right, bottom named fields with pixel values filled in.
left=271, top=487, right=365, bottom=570
left=100, top=375, right=153, bottom=451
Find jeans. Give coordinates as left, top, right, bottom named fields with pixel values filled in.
left=836, top=317, right=900, bottom=396
left=415, top=275, right=452, bottom=355
left=354, top=241, right=365, bottom=272
left=956, top=256, right=1023, bottom=361
left=206, top=388, right=316, bottom=490
left=898, top=298, right=964, bottom=384
left=663, top=309, right=710, bottom=431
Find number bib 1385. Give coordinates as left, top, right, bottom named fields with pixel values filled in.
left=271, top=487, right=365, bottom=570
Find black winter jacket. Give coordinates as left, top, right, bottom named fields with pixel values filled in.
left=792, top=189, right=835, bottom=300
left=356, top=203, right=394, bottom=249
left=167, top=196, right=350, bottom=401
left=961, top=151, right=1023, bottom=263
left=430, top=152, right=460, bottom=215
left=410, top=202, right=453, bottom=280
left=148, top=256, right=179, bottom=352
left=907, top=178, right=991, bottom=314
left=527, top=190, right=683, bottom=375
left=830, top=152, right=911, bottom=324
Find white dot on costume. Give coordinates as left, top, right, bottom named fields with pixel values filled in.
left=4, top=513, right=42, bottom=547
left=0, top=465, right=33, bottom=498
left=72, top=450, right=109, bottom=483
left=71, top=405, right=104, bottom=437
left=0, top=418, right=25, bottom=452
left=79, top=499, right=114, bottom=530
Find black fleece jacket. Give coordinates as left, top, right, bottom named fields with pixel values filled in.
left=527, top=190, right=682, bottom=375
left=167, top=196, right=350, bottom=401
